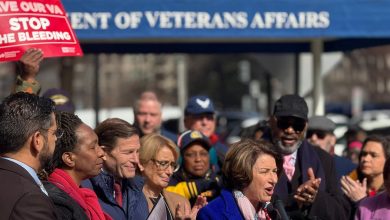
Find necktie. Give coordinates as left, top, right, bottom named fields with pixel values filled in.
left=258, top=208, right=271, bottom=220
left=114, top=182, right=123, bottom=207
left=283, top=155, right=295, bottom=181
left=262, top=208, right=271, bottom=220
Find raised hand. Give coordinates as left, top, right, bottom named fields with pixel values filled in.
left=191, top=195, right=208, bottom=218
left=175, top=202, right=191, bottom=220
left=340, top=175, right=367, bottom=202
left=175, top=196, right=208, bottom=220
left=294, top=167, right=321, bottom=207
left=19, top=48, right=43, bottom=82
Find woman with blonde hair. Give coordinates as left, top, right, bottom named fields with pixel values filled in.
left=139, top=134, right=206, bottom=220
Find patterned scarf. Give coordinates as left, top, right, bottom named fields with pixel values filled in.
left=233, top=190, right=270, bottom=220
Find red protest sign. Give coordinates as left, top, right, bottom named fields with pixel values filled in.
left=0, top=0, right=83, bottom=62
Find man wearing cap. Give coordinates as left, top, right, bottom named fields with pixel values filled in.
left=133, top=91, right=177, bottom=142
left=307, top=116, right=356, bottom=181
left=166, top=130, right=222, bottom=206
left=267, top=94, right=349, bottom=219
left=13, top=48, right=75, bottom=113
left=184, top=95, right=228, bottom=171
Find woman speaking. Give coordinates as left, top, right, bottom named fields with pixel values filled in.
left=197, top=139, right=283, bottom=220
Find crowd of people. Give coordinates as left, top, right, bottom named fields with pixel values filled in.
left=1, top=50, right=390, bottom=220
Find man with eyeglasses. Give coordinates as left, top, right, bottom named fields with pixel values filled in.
left=0, top=92, right=57, bottom=219
left=268, top=94, right=350, bottom=220
left=166, top=130, right=222, bottom=206
left=307, top=116, right=356, bottom=182
left=307, top=116, right=337, bottom=153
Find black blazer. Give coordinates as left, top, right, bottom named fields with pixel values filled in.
left=44, top=181, right=89, bottom=220
left=0, top=158, right=57, bottom=220
left=274, top=141, right=350, bottom=220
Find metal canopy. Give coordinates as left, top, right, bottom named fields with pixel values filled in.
left=62, top=0, right=390, bottom=115
left=62, top=0, right=390, bottom=53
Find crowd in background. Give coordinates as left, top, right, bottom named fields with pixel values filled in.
left=1, top=49, right=390, bottom=220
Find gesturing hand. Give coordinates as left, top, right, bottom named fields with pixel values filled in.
left=294, top=167, right=321, bottom=207
left=341, top=175, right=367, bottom=202
left=175, top=196, right=208, bottom=220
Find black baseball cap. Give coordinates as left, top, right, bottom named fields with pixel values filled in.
left=273, top=94, right=308, bottom=120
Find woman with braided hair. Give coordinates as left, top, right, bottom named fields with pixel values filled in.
left=43, top=111, right=111, bottom=220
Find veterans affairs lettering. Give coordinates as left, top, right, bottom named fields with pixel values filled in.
left=67, top=11, right=330, bottom=30
left=250, top=12, right=329, bottom=29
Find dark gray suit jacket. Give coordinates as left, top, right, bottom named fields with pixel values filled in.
left=0, top=158, right=57, bottom=220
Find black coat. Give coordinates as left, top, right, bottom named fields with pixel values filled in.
left=44, top=181, right=89, bottom=220
left=273, top=140, right=351, bottom=220
left=0, top=158, right=57, bottom=220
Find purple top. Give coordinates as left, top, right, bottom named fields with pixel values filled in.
left=355, top=191, right=390, bottom=220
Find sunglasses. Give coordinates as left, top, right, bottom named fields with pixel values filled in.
left=276, top=117, right=306, bottom=132
left=306, top=130, right=328, bottom=139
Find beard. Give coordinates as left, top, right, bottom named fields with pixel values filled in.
left=39, top=141, right=53, bottom=171
left=276, top=139, right=302, bottom=155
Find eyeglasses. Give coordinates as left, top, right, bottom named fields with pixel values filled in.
left=276, top=117, right=306, bottom=132
left=306, top=130, right=328, bottom=139
left=55, top=129, right=64, bottom=139
left=152, top=159, right=179, bottom=172
left=41, top=128, right=63, bottom=139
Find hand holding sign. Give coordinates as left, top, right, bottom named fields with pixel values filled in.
left=0, top=0, right=82, bottom=62
left=19, top=48, right=43, bottom=82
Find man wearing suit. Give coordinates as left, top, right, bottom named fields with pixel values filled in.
left=0, top=92, right=58, bottom=219
left=268, top=94, right=350, bottom=219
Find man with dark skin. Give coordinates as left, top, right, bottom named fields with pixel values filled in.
left=267, top=94, right=350, bottom=219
